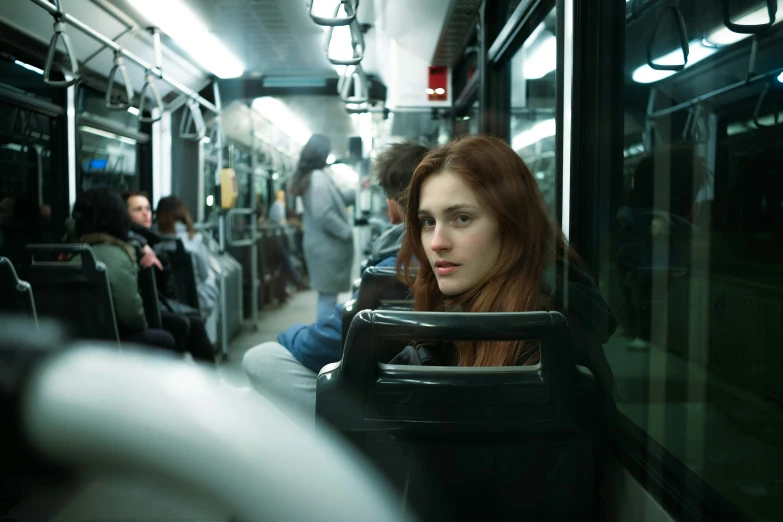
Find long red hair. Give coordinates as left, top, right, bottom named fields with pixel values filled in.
left=396, top=135, right=579, bottom=367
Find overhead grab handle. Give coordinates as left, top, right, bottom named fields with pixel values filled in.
left=180, top=99, right=207, bottom=141
left=138, top=71, right=164, bottom=124
left=326, top=18, right=365, bottom=66
left=646, top=0, right=689, bottom=71
left=340, top=64, right=368, bottom=104
left=753, top=83, right=780, bottom=128
left=105, top=51, right=134, bottom=110
left=43, top=18, right=80, bottom=87
left=309, top=0, right=359, bottom=26
left=724, top=0, right=777, bottom=34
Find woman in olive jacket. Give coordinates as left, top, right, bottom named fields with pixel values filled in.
left=72, top=187, right=175, bottom=350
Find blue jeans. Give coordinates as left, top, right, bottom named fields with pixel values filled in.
left=316, top=292, right=338, bottom=322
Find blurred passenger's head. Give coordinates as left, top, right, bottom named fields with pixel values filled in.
left=289, top=134, right=332, bottom=197
left=397, top=134, right=573, bottom=366
left=73, top=187, right=130, bottom=240
left=373, top=141, right=429, bottom=224
left=156, top=195, right=195, bottom=238
left=123, top=190, right=152, bottom=228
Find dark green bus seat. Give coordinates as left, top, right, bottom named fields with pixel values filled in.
left=318, top=310, right=602, bottom=522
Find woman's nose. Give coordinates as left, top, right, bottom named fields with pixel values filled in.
left=429, top=226, right=451, bottom=252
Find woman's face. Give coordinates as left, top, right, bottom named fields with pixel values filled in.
left=127, top=195, right=152, bottom=228
left=418, top=170, right=501, bottom=296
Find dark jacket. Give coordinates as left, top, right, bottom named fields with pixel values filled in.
left=389, top=262, right=618, bottom=401
left=278, top=223, right=404, bottom=373
left=79, top=233, right=147, bottom=333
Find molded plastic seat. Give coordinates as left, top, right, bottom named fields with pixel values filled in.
left=0, top=256, right=37, bottom=323
left=137, top=266, right=162, bottom=329
left=26, top=244, right=120, bottom=344
left=164, top=239, right=201, bottom=310
left=318, top=310, right=602, bottom=522
left=341, top=266, right=412, bottom=348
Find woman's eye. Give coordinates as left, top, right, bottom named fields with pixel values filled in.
left=456, top=215, right=471, bottom=224
left=421, top=218, right=435, bottom=227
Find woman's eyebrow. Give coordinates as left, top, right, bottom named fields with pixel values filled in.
left=418, top=203, right=478, bottom=215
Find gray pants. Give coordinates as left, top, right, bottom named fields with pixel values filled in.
left=242, top=342, right=317, bottom=422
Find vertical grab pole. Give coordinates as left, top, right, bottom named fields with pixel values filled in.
left=218, top=212, right=229, bottom=358
left=213, top=82, right=228, bottom=359
left=249, top=119, right=259, bottom=331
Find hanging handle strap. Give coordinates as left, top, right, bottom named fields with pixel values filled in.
left=138, top=72, right=163, bottom=124
left=325, top=18, right=365, bottom=66
left=309, top=0, right=358, bottom=26
left=753, top=83, right=780, bottom=128
left=723, top=0, right=777, bottom=34
left=180, top=99, right=207, bottom=140
left=646, top=0, right=689, bottom=71
left=340, top=65, right=368, bottom=104
left=105, top=51, right=134, bottom=110
left=43, top=18, right=80, bottom=87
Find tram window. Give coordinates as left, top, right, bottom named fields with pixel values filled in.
left=510, top=7, right=557, bottom=214
left=78, top=85, right=140, bottom=134
left=77, top=126, right=138, bottom=193
left=0, top=99, right=64, bottom=244
left=598, top=1, right=783, bottom=519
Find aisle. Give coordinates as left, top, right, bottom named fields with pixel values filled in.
left=217, top=288, right=351, bottom=387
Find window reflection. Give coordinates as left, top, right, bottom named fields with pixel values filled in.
left=603, top=0, right=783, bottom=519
left=510, top=7, right=557, bottom=213
left=78, top=126, right=138, bottom=192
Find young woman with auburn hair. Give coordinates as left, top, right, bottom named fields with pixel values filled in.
left=394, top=135, right=617, bottom=384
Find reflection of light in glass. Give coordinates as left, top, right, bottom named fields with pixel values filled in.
left=522, top=29, right=557, bottom=80
left=705, top=0, right=783, bottom=46
left=327, top=154, right=336, bottom=164
left=425, top=88, right=435, bottom=94
left=127, top=106, right=140, bottom=116
left=252, top=98, right=311, bottom=145
left=133, top=0, right=244, bottom=78
left=272, top=173, right=280, bottom=180
left=511, top=119, right=556, bottom=150
left=79, top=125, right=137, bottom=146
left=434, top=88, right=445, bottom=95
left=631, top=40, right=717, bottom=83
left=206, top=195, right=214, bottom=206
left=778, top=71, right=783, bottom=83
left=14, top=60, right=43, bottom=75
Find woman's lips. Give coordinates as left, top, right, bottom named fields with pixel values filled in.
left=434, top=261, right=460, bottom=276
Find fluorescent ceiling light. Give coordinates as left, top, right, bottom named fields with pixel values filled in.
left=132, top=0, right=244, bottom=78
left=252, top=97, right=311, bottom=145
left=778, top=71, right=783, bottom=83
left=705, top=0, right=783, bottom=46
left=522, top=26, right=557, bottom=80
left=14, top=60, right=43, bottom=75
left=511, top=118, right=556, bottom=150
left=206, top=195, right=214, bottom=206
left=127, top=106, right=140, bottom=116
left=79, top=125, right=137, bottom=146
left=632, top=40, right=717, bottom=83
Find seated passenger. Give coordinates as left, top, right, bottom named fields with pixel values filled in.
left=391, top=136, right=616, bottom=382
left=154, top=195, right=219, bottom=317
left=242, top=141, right=430, bottom=418
left=71, top=187, right=176, bottom=351
left=123, top=190, right=217, bottom=365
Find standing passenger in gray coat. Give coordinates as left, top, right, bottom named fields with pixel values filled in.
left=289, top=134, right=355, bottom=320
